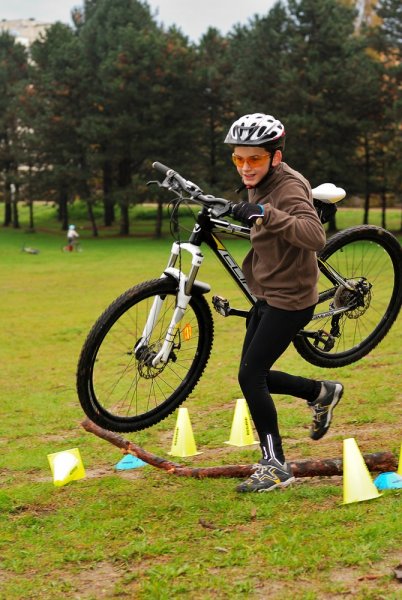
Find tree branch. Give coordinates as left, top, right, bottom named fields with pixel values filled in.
left=81, top=418, right=397, bottom=479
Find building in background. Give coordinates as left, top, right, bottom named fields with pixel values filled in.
left=0, top=18, right=51, bottom=47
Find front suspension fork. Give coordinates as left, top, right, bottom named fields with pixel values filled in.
left=135, top=242, right=205, bottom=367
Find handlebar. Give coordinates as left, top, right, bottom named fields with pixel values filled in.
left=152, top=161, right=171, bottom=176
left=152, top=161, right=233, bottom=219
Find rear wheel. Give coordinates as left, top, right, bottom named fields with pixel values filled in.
left=293, top=226, right=402, bottom=367
left=77, top=277, right=214, bottom=432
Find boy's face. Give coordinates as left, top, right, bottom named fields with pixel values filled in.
left=233, top=146, right=271, bottom=187
left=232, top=146, right=282, bottom=187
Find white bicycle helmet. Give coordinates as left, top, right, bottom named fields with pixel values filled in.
left=224, top=113, right=285, bottom=149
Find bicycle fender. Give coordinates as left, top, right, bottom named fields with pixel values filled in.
left=162, top=268, right=211, bottom=295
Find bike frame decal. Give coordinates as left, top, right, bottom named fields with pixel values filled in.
left=210, top=233, right=226, bottom=251
left=206, top=231, right=255, bottom=304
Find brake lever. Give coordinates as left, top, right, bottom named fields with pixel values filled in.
left=146, top=180, right=163, bottom=188
left=211, top=201, right=233, bottom=219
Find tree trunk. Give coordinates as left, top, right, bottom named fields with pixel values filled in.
left=380, top=159, right=387, bottom=230
left=58, top=185, right=69, bottom=230
left=11, top=183, right=20, bottom=229
left=87, top=199, right=98, bottom=237
left=119, top=204, right=129, bottom=235
left=103, top=160, right=115, bottom=226
left=208, top=106, right=217, bottom=186
left=28, top=199, right=35, bottom=231
left=27, top=168, right=35, bottom=232
left=3, top=183, right=12, bottom=227
left=154, top=197, right=163, bottom=239
left=363, top=133, right=370, bottom=225
left=81, top=178, right=98, bottom=237
left=118, top=158, right=131, bottom=235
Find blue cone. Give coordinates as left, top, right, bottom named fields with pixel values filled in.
left=373, top=472, right=402, bottom=490
left=115, top=454, right=147, bottom=470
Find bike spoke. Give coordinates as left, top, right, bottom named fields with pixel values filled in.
left=89, top=290, right=204, bottom=421
left=307, top=232, right=399, bottom=361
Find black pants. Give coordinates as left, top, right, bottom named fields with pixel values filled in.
left=238, top=300, right=321, bottom=463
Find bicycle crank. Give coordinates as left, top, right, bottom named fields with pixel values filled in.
left=212, top=295, right=249, bottom=318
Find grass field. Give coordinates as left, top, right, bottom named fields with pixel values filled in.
left=1, top=204, right=401, bottom=599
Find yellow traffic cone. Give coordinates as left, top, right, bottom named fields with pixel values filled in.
left=47, top=448, right=86, bottom=487
left=168, top=407, right=201, bottom=457
left=397, top=443, right=402, bottom=476
left=225, top=398, right=258, bottom=447
left=342, top=438, right=382, bottom=504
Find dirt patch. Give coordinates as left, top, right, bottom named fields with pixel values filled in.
left=59, top=561, right=124, bottom=599
left=41, top=432, right=78, bottom=443
left=0, top=569, right=10, bottom=586
left=33, top=464, right=148, bottom=484
left=254, top=549, right=402, bottom=599
left=61, top=554, right=173, bottom=599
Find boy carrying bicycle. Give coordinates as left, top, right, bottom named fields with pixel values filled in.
left=226, top=113, right=344, bottom=493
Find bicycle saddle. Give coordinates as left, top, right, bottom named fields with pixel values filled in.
left=312, top=183, right=346, bottom=204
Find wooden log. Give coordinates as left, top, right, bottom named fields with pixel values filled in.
left=81, top=418, right=397, bottom=479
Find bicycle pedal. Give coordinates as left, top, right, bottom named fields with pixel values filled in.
left=212, top=295, right=231, bottom=317
left=314, top=329, right=335, bottom=351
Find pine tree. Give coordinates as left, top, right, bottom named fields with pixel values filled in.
left=374, top=0, right=402, bottom=221
left=0, top=32, right=28, bottom=227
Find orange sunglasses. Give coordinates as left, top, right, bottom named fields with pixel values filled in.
left=231, top=153, right=271, bottom=168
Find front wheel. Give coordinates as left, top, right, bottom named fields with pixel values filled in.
left=77, top=277, right=214, bottom=432
left=294, top=226, right=402, bottom=367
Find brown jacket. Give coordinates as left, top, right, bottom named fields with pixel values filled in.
left=242, top=162, right=326, bottom=310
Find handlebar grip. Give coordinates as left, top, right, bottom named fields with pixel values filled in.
left=152, top=161, right=171, bottom=176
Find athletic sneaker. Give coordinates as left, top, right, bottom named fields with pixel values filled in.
left=309, top=381, right=344, bottom=440
left=236, top=457, right=295, bottom=493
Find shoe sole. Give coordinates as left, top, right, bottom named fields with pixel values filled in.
left=311, top=383, right=344, bottom=441
left=257, top=476, right=296, bottom=492
left=236, top=476, right=296, bottom=493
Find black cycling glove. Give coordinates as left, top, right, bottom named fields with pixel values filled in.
left=232, top=201, right=264, bottom=224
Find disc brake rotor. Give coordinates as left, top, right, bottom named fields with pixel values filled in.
left=333, top=278, right=371, bottom=318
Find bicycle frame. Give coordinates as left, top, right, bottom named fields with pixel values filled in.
left=135, top=205, right=357, bottom=367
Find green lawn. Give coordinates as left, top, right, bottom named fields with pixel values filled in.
left=0, top=206, right=401, bottom=599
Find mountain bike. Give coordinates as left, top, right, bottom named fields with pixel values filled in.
left=77, top=162, right=402, bottom=433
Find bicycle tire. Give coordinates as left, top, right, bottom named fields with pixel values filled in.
left=77, top=277, right=214, bottom=432
left=293, top=225, right=402, bottom=367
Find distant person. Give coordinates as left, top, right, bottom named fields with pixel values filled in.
left=67, top=224, right=79, bottom=250
left=226, top=113, right=344, bottom=493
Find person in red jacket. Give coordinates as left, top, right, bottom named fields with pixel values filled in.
left=226, top=113, right=344, bottom=493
